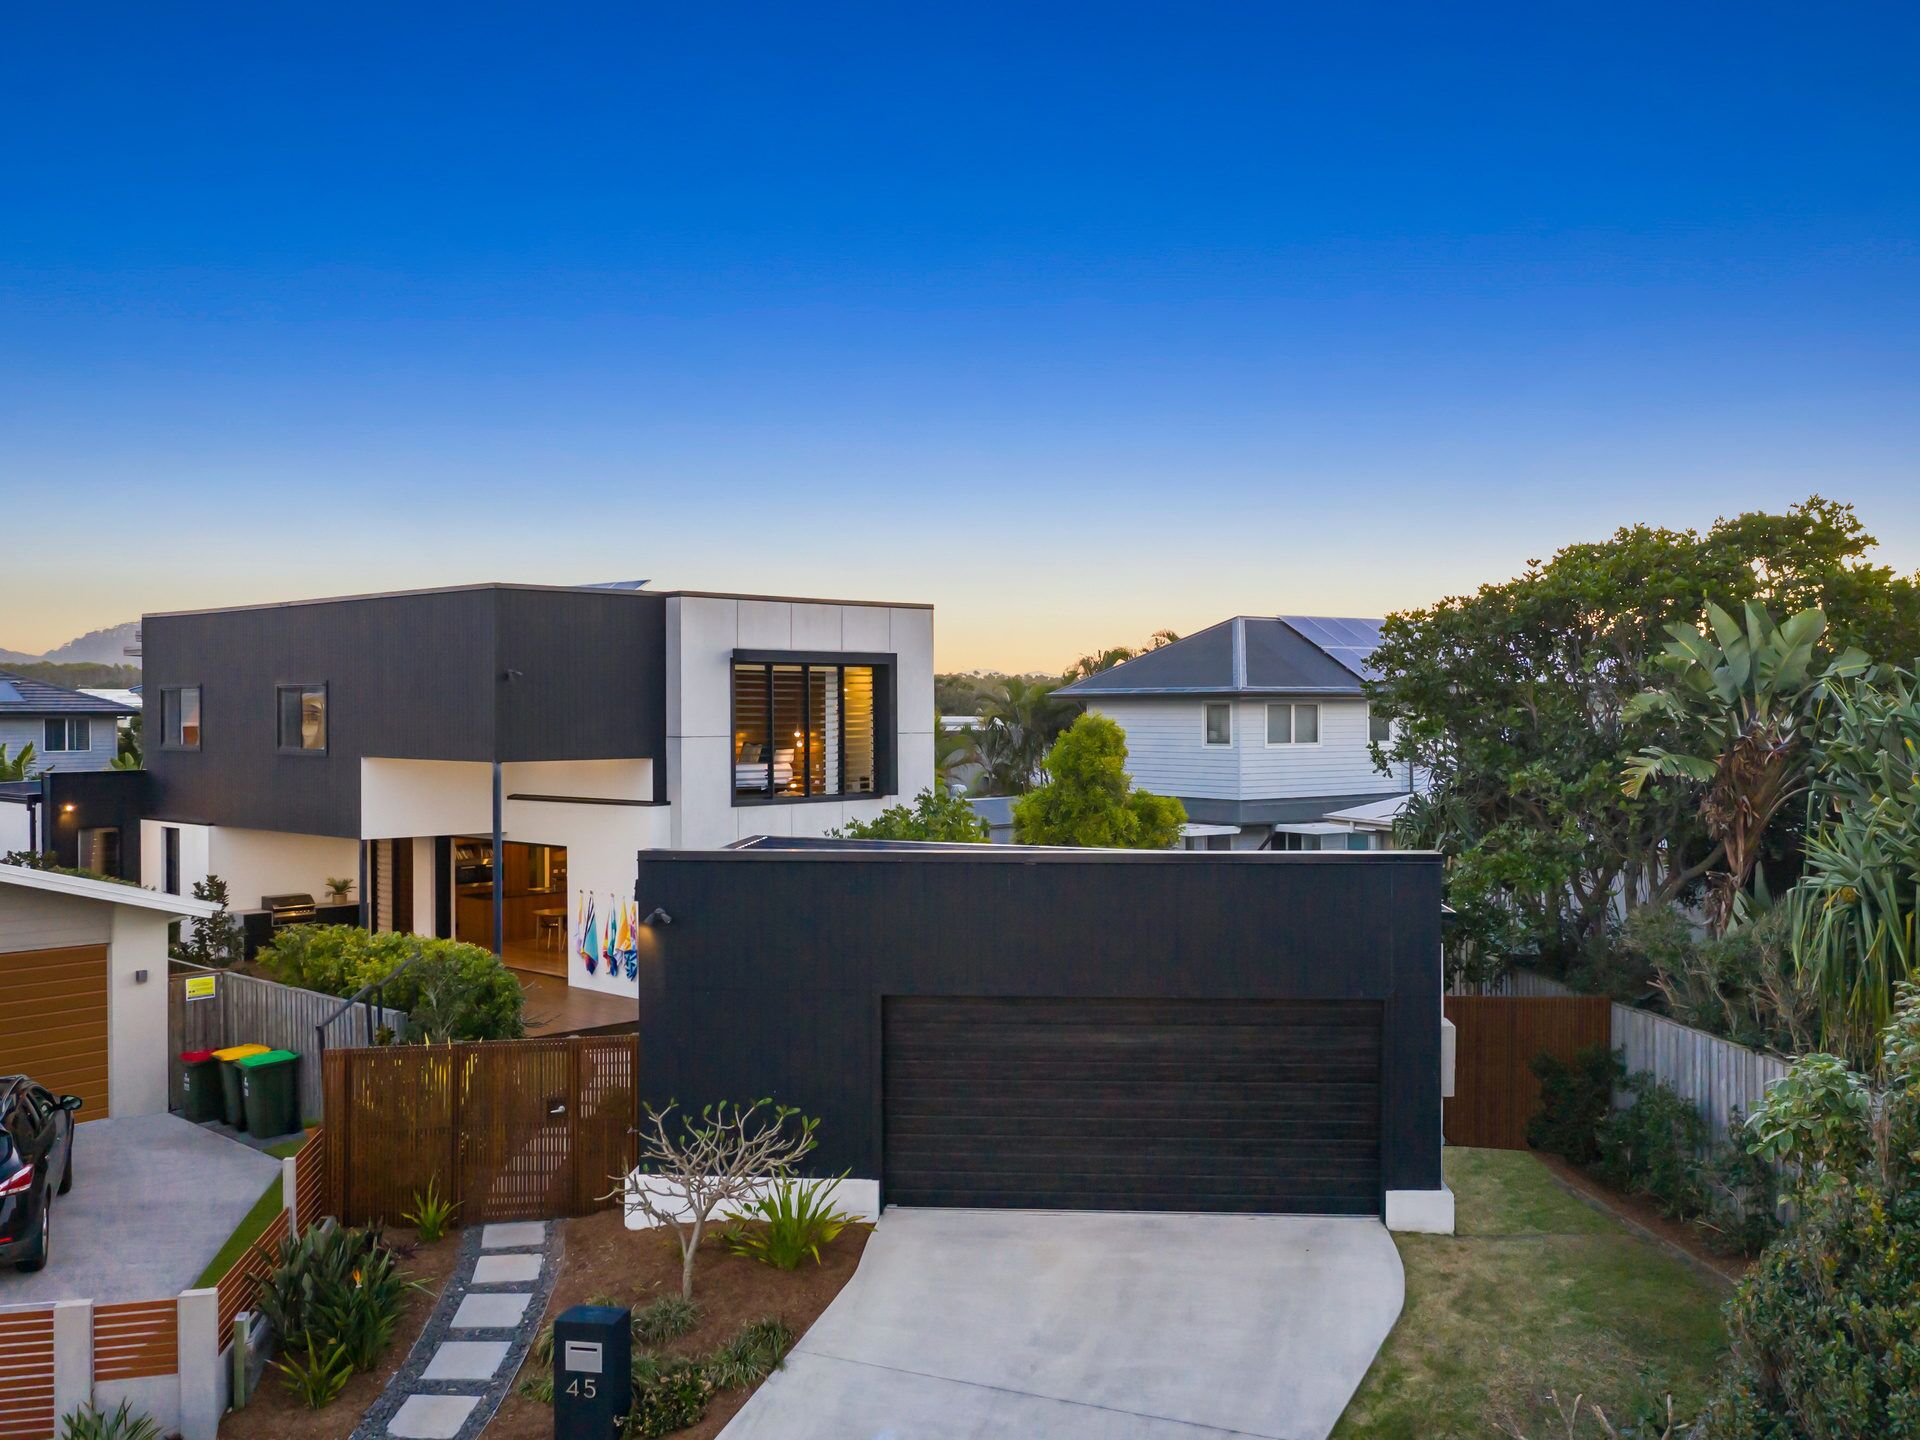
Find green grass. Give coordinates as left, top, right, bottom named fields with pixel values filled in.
left=191, top=1136, right=309, bottom=1289
left=1332, top=1149, right=1729, bottom=1440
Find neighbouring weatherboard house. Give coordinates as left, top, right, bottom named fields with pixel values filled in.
left=134, top=582, right=934, bottom=1011
left=0, top=671, right=134, bottom=774
left=1055, top=615, right=1416, bottom=851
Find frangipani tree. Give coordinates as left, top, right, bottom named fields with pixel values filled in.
left=1623, top=602, right=1867, bottom=933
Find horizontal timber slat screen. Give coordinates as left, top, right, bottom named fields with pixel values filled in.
left=325, top=1035, right=638, bottom=1226
left=0, top=1306, right=55, bottom=1440
left=1444, top=995, right=1611, bottom=1150
left=92, top=1298, right=179, bottom=1382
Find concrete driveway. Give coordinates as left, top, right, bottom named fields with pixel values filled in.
left=0, top=1112, right=281, bottom=1304
left=719, top=1208, right=1404, bottom=1440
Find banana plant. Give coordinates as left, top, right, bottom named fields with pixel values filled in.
left=0, top=742, right=37, bottom=781
left=1622, top=601, right=1868, bottom=933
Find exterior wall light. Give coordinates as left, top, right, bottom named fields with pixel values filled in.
left=641, top=907, right=672, bottom=927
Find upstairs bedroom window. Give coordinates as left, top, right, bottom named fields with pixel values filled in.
left=732, top=657, right=888, bottom=801
left=277, top=683, right=328, bottom=753
left=43, top=717, right=92, bottom=752
left=1265, top=702, right=1320, bottom=745
left=159, top=686, right=201, bottom=749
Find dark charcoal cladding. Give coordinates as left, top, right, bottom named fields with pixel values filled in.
left=634, top=846, right=1444, bottom=1216
left=883, top=997, right=1382, bottom=1213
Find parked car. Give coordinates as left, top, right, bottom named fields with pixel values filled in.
left=0, top=1075, right=79, bottom=1273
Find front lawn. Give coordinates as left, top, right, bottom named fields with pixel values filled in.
left=1334, top=1148, right=1729, bottom=1439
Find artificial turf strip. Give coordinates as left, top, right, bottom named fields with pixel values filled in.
left=191, top=1136, right=310, bottom=1288
left=1332, top=1148, right=1729, bottom=1440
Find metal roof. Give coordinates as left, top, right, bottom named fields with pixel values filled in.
left=1056, top=616, right=1382, bottom=698
left=0, top=672, right=138, bottom=717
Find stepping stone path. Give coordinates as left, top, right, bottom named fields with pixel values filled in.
left=352, top=1220, right=561, bottom=1440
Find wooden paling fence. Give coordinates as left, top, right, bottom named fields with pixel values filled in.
left=324, top=1035, right=638, bottom=1227
left=169, top=968, right=404, bottom=1122
left=1443, top=995, right=1612, bottom=1149
left=1446, top=968, right=1793, bottom=1148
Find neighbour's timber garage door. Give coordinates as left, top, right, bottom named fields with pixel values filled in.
left=0, top=946, right=109, bottom=1119
left=883, top=997, right=1381, bottom=1214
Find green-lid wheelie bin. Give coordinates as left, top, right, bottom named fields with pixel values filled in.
left=178, top=1049, right=221, bottom=1122
left=212, top=1043, right=271, bottom=1129
left=236, top=1049, right=301, bottom=1140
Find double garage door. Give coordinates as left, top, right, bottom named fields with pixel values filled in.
left=883, top=997, right=1381, bottom=1215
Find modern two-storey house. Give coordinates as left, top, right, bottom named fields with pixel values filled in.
left=1056, top=615, right=1414, bottom=851
left=136, top=582, right=934, bottom=1011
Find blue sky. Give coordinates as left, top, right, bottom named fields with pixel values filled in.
left=2, top=3, right=1916, bottom=668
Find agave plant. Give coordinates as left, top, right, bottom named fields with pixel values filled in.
left=1622, top=601, right=1868, bottom=933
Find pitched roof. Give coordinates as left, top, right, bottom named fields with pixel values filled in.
left=0, top=672, right=137, bottom=717
left=0, top=863, right=219, bottom=918
left=1056, top=616, right=1383, bottom=698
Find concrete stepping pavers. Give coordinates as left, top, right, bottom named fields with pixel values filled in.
left=471, top=1253, right=543, bottom=1285
left=450, top=1291, right=533, bottom=1329
left=387, top=1394, right=479, bottom=1439
left=348, top=1218, right=559, bottom=1440
left=480, top=1221, right=546, bottom=1249
left=421, top=1341, right=512, bottom=1382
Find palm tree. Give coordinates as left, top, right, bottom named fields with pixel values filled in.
left=1623, top=601, right=1867, bottom=933
left=972, top=677, right=1076, bottom=794
left=0, top=742, right=38, bottom=781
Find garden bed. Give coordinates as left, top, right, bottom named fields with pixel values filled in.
left=1535, top=1152, right=1752, bottom=1286
left=487, top=1208, right=871, bottom=1440
left=216, top=1226, right=461, bottom=1440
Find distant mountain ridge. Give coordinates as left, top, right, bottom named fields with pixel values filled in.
left=0, top=621, right=140, bottom=666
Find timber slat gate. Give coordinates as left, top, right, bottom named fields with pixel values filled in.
left=323, top=1035, right=638, bottom=1226
left=1443, top=995, right=1612, bottom=1150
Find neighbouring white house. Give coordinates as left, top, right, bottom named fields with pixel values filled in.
left=1055, top=615, right=1417, bottom=851
left=132, top=582, right=933, bottom=1015
left=0, top=672, right=135, bottom=774
left=0, top=863, right=218, bottom=1120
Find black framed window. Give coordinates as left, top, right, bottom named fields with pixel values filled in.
left=732, top=656, right=887, bottom=802
left=43, top=717, right=92, bottom=752
left=277, top=683, right=328, bottom=753
left=160, top=686, right=202, bottom=750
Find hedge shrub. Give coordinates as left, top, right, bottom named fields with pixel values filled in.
left=257, top=925, right=525, bottom=1041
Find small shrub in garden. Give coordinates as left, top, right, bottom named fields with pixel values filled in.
left=258, top=1222, right=411, bottom=1389
left=1595, top=1075, right=1709, bottom=1219
left=255, top=925, right=525, bottom=1041
left=274, top=1335, right=355, bottom=1409
left=625, top=1358, right=714, bottom=1438
left=403, top=1175, right=458, bottom=1242
left=725, top=1178, right=857, bottom=1270
left=632, top=1294, right=700, bottom=1345
left=57, top=1401, right=163, bottom=1440
left=1528, top=1045, right=1623, bottom=1164
left=705, top=1317, right=796, bottom=1390
left=1696, top=986, right=1920, bottom=1438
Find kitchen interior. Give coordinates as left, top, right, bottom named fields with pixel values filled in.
left=452, top=836, right=570, bottom=977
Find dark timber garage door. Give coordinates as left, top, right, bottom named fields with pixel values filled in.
left=883, top=997, right=1382, bottom=1214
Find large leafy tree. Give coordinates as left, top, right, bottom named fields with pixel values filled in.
left=1012, top=713, right=1185, bottom=848
left=1371, top=497, right=1920, bottom=977
left=835, top=787, right=988, bottom=843
left=1623, top=603, right=1867, bottom=934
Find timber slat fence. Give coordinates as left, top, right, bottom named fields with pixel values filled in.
left=0, top=1306, right=55, bottom=1440
left=169, top=968, right=405, bottom=1122
left=1447, top=969, right=1796, bottom=1148
left=1443, top=995, right=1613, bottom=1148
left=324, top=1035, right=638, bottom=1227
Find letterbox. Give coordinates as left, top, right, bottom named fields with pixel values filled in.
left=553, top=1304, right=631, bottom=1440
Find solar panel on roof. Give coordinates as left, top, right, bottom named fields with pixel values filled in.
left=0, top=681, right=22, bottom=705
left=1279, top=616, right=1384, bottom=681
